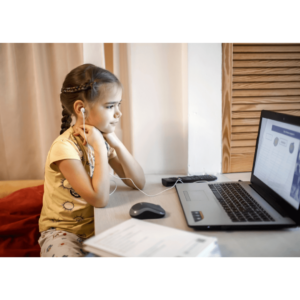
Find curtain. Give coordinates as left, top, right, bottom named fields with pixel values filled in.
left=0, top=43, right=83, bottom=180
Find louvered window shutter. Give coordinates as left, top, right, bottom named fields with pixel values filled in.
left=222, top=43, right=300, bottom=173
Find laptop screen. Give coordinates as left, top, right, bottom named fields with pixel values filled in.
left=253, top=117, right=300, bottom=210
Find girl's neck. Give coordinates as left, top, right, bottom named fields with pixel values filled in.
left=73, top=120, right=84, bottom=131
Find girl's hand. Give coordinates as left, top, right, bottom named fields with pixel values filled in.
left=73, top=124, right=106, bottom=149
left=102, top=132, right=122, bottom=149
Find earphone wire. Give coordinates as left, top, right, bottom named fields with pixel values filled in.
left=110, top=174, right=183, bottom=197
left=80, top=108, right=204, bottom=197
left=109, top=179, right=117, bottom=195
left=81, top=108, right=93, bottom=164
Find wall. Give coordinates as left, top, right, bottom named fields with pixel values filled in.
left=83, top=43, right=222, bottom=175
left=83, top=43, right=105, bottom=68
left=188, top=44, right=222, bottom=175
left=126, top=43, right=188, bottom=175
left=112, top=43, right=122, bottom=141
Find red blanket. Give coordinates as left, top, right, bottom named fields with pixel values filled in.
left=0, top=185, right=44, bottom=257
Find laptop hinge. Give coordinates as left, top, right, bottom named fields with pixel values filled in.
left=249, top=184, right=288, bottom=217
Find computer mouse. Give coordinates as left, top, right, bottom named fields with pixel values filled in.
left=129, top=202, right=166, bottom=219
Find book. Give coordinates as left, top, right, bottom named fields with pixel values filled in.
left=83, top=218, right=221, bottom=257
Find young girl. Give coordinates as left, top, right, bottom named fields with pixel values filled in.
left=38, top=63, right=145, bottom=257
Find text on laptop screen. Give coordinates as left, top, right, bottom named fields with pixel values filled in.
left=253, top=118, right=300, bottom=210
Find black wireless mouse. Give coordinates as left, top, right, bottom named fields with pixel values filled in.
left=129, top=202, right=166, bottom=219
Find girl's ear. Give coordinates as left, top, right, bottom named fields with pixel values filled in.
left=74, top=100, right=86, bottom=117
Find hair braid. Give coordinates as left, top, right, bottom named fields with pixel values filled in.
left=60, top=106, right=72, bottom=135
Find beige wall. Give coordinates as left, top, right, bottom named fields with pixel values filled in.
left=84, top=43, right=222, bottom=176
left=188, top=44, right=222, bottom=175
left=119, top=43, right=188, bottom=175
left=83, top=43, right=105, bottom=68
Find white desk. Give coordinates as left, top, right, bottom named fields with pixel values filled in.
left=94, top=173, right=300, bottom=257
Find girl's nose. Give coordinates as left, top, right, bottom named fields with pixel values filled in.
left=115, top=110, right=122, bottom=118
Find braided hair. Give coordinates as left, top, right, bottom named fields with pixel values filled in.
left=60, top=106, right=73, bottom=135
left=60, top=64, right=121, bottom=135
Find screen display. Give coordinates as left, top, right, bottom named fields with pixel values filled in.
left=253, top=118, right=300, bottom=210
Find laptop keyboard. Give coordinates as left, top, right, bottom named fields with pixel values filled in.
left=208, top=183, right=275, bottom=222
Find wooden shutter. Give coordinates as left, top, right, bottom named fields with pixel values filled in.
left=222, top=43, right=300, bottom=173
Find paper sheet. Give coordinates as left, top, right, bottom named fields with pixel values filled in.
left=84, top=219, right=219, bottom=257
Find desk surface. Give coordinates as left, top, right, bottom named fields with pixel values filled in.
left=94, top=173, right=300, bottom=257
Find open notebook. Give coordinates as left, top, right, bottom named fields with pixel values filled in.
left=83, top=218, right=220, bottom=257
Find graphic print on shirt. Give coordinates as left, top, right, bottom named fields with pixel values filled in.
left=62, top=201, right=74, bottom=211
left=70, top=189, right=81, bottom=198
left=59, top=178, right=81, bottom=198
left=59, top=178, right=72, bottom=190
left=74, top=215, right=84, bottom=223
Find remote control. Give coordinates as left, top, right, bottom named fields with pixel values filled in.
left=162, top=175, right=217, bottom=187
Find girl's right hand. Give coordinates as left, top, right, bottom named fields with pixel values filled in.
left=73, top=124, right=106, bottom=148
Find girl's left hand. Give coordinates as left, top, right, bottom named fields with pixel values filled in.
left=102, top=132, right=122, bottom=149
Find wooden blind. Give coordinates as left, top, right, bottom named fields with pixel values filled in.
left=222, top=43, right=300, bottom=173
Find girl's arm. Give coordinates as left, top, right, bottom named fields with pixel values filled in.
left=91, top=142, right=111, bottom=206
left=55, top=126, right=112, bottom=208
left=55, top=141, right=110, bottom=208
left=104, top=132, right=145, bottom=190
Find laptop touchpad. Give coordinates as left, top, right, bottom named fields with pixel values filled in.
left=184, top=190, right=210, bottom=202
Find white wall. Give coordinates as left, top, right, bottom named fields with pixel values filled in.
left=112, top=43, right=123, bottom=141
left=188, top=44, right=222, bottom=175
left=128, top=44, right=188, bottom=175
left=83, top=43, right=105, bottom=68
left=83, top=43, right=222, bottom=175
left=77, top=43, right=106, bottom=126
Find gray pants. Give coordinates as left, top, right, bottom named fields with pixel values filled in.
left=38, top=228, right=88, bottom=257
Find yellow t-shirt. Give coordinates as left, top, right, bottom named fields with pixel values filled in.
left=39, top=126, right=116, bottom=239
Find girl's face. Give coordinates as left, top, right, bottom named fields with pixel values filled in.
left=86, top=84, right=122, bottom=134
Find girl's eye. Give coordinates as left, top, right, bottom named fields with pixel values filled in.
left=106, top=103, right=121, bottom=109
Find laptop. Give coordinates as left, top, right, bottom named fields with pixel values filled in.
left=176, top=110, right=300, bottom=229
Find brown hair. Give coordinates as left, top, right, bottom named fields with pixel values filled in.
left=60, top=63, right=121, bottom=135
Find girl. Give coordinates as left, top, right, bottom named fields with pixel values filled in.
left=38, top=64, right=145, bottom=257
